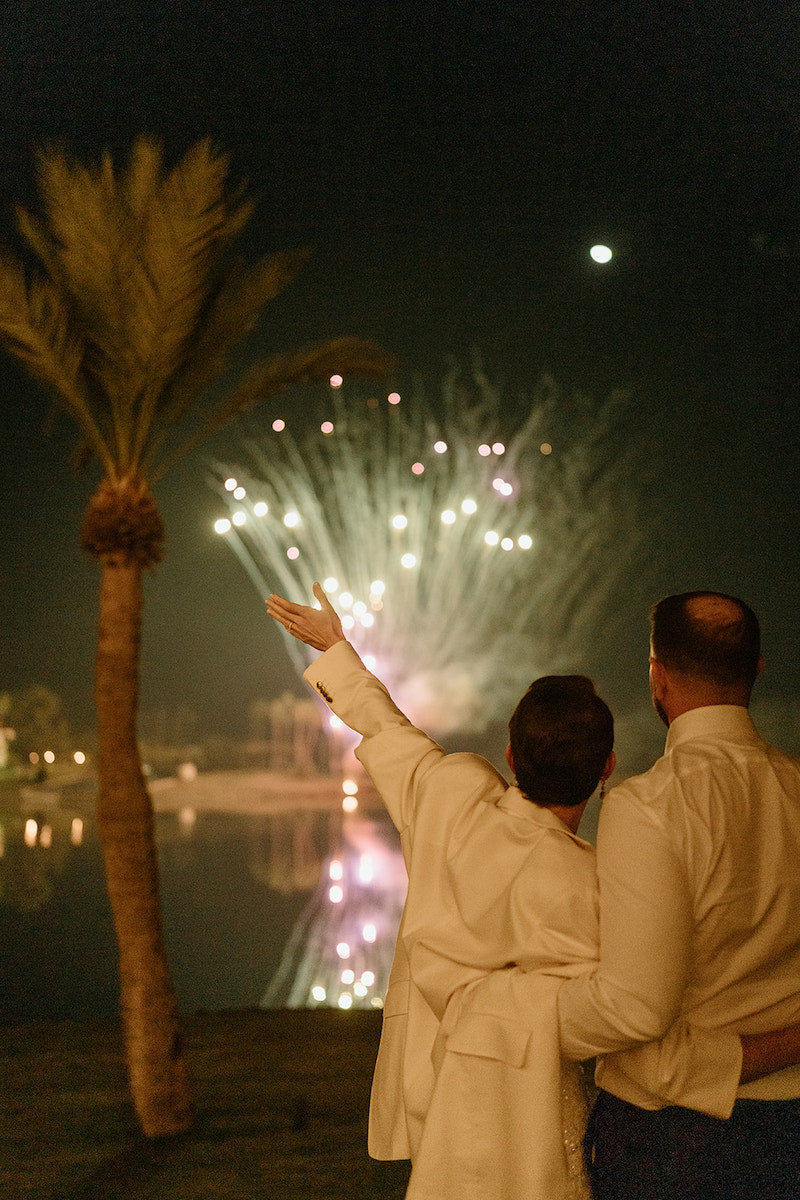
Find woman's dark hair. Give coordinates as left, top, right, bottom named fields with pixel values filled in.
left=508, top=675, right=614, bottom=808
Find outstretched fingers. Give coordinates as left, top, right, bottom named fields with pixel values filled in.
left=266, top=585, right=345, bottom=651
left=266, top=593, right=306, bottom=637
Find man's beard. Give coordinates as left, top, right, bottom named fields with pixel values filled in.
left=650, top=682, right=669, bottom=728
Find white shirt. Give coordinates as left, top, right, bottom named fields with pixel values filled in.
left=558, top=704, right=800, bottom=1111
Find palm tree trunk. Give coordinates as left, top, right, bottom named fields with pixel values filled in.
left=94, top=558, right=193, bottom=1137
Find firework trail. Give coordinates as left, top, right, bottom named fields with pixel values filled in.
left=212, top=364, right=645, bottom=734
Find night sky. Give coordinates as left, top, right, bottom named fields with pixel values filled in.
left=1, top=1, right=799, bottom=743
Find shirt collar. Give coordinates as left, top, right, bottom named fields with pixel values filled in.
left=499, top=784, right=594, bottom=848
left=665, top=704, right=760, bottom=753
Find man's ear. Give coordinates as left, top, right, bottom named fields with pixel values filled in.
left=505, top=744, right=514, bottom=774
left=649, top=657, right=668, bottom=698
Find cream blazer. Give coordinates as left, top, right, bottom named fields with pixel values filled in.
left=304, top=642, right=599, bottom=1193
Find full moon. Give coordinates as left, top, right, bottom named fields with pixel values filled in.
left=590, top=244, right=613, bottom=263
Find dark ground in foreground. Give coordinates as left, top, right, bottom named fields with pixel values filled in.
left=0, top=1008, right=412, bottom=1200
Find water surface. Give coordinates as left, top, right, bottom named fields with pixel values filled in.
left=0, top=777, right=405, bottom=1022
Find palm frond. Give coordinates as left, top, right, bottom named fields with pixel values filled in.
left=149, top=336, right=394, bottom=482
left=226, top=338, right=395, bottom=417
left=15, top=207, right=61, bottom=277
left=29, top=138, right=256, bottom=473
left=154, top=246, right=312, bottom=429
left=121, top=137, right=164, bottom=218
left=127, top=140, right=255, bottom=460
left=0, top=253, right=115, bottom=475
left=33, top=144, right=145, bottom=465
left=5, top=135, right=393, bottom=490
left=35, top=147, right=130, bottom=341
left=174, top=139, right=255, bottom=252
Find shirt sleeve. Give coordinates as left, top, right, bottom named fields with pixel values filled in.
left=557, top=786, right=694, bottom=1058
left=607, top=1020, right=743, bottom=1118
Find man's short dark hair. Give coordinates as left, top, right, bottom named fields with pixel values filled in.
left=508, top=675, right=614, bottom=808
left=650, top=591, right=761, bottom=689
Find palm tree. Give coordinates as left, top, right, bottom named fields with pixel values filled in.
left=0, top=137, right=392, bottom=1136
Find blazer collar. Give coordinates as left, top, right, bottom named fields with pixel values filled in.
left=499, top=784, right=594, bottom=848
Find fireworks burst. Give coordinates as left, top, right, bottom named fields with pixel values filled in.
left=212, top=365, right=645, bottom=734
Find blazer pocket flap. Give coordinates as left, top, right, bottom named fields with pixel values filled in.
left=446, top=1013, right=532, bottom=1068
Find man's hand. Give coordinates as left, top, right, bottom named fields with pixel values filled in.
left=740, top=1021, right=800, bottom=1084
left=267, top=582, right=346, bottom=652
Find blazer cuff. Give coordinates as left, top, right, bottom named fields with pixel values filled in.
left=303, top=639, right=362, bottom=705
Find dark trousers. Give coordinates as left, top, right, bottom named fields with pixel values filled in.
left=585, top=1089, right=800, bottom=1200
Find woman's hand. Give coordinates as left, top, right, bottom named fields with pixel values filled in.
left=266, top=582, right=346, bottom=652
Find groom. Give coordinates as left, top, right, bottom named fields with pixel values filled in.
left=556, top=591, right=800, bottom=1199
